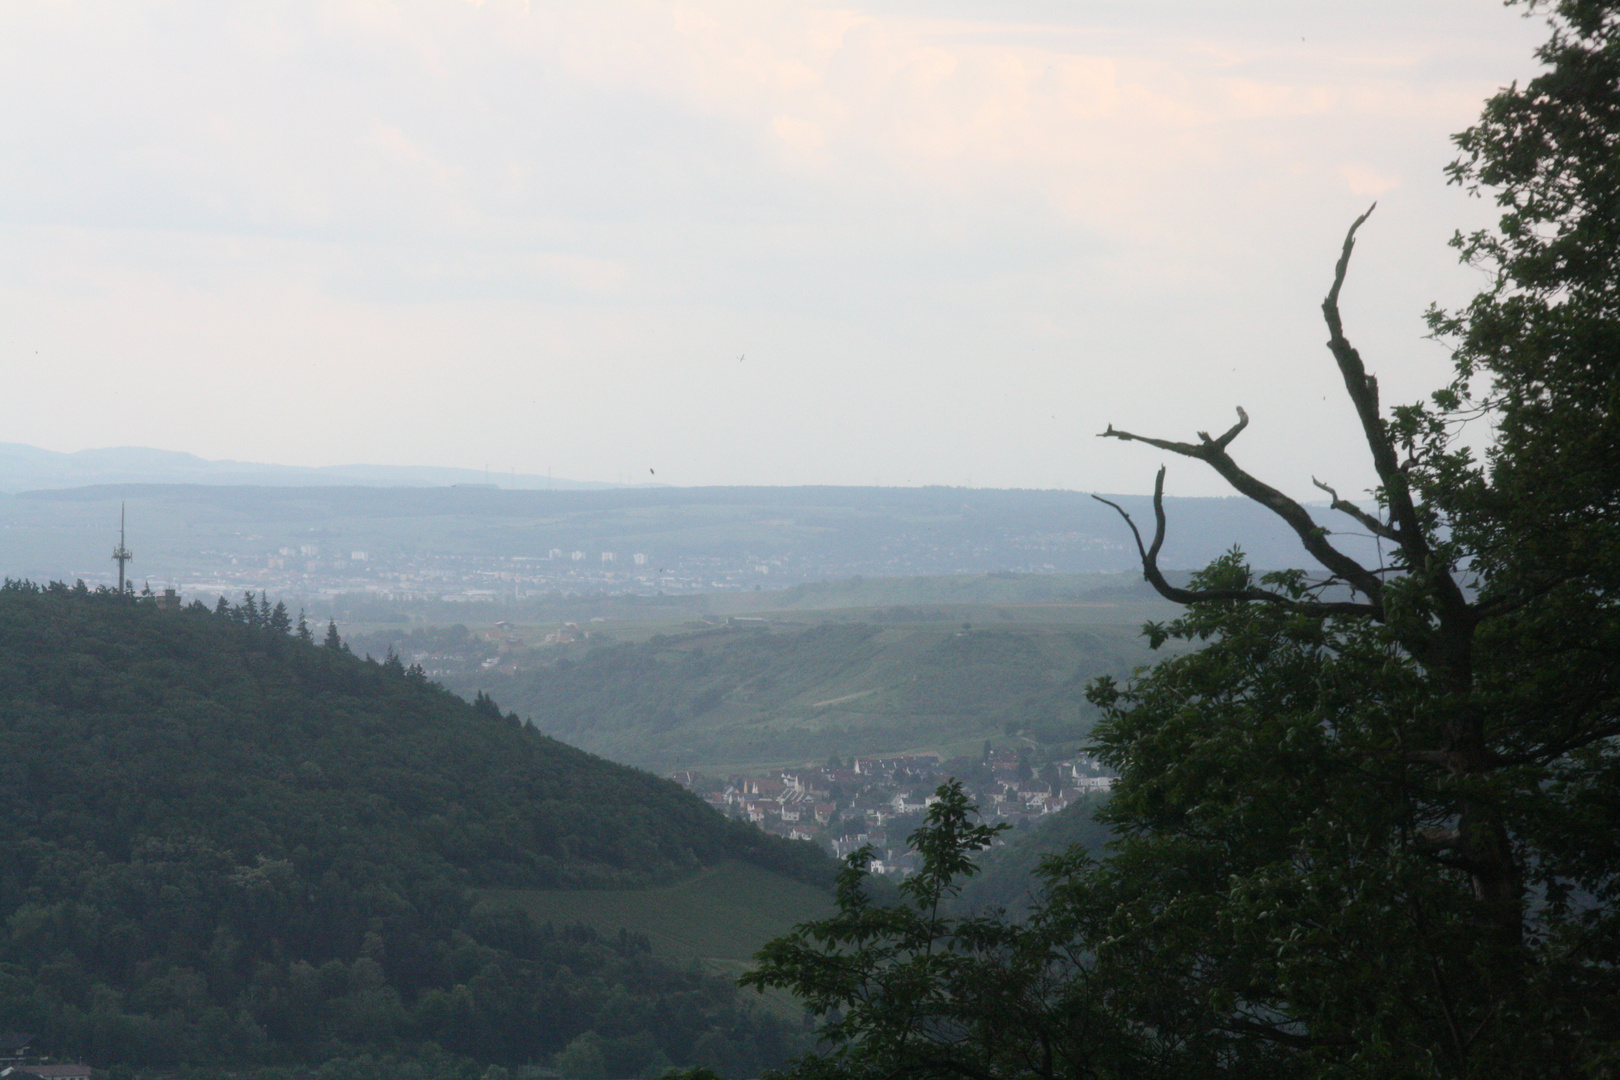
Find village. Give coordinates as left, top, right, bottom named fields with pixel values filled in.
left=672, top=749, right=1114, bottom=877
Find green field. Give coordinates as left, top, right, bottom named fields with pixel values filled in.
left=485, top=860, right=835, bottom=995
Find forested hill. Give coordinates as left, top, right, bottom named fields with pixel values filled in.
left=0, top=581, right=827, bottom=1071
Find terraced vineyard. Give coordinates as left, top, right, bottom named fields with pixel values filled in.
left=442, top=614, right=1162, bottom=772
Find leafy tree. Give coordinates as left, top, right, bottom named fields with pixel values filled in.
left=749, top=5, right=1620, bottom=1077
left=554, top=1032, right=608, bottom=1079
left=750, top=782, right=1300, bottom=1080
left=1084, top=39, right=1620, bottom=1061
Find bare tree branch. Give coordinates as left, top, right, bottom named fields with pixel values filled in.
left=1323, top=207, right=1405, bottom=510
left=1320, top=205, right=1474, bottom=625
left=1100, top=412, right=1386, bottom=602
left=1201, top=406, right=1249, bottom=451
left=1091, top=469, right=1380, bottom=618
left=1312, top=478, right=1401, bottom=542
left=1221, top=1016, right=1348, bottom=1050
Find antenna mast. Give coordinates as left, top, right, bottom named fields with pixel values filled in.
left=112, top=503, right=133, bottom=594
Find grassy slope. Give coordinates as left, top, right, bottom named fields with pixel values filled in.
left=449, top=616, right=1158, bottom=773
left=487, top=860, right=833, bottom=977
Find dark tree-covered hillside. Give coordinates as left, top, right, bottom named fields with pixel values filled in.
left=0, top=581, right=825, bottom=1072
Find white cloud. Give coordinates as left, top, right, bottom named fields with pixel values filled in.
left=0, top=0, right=1547, bottom=495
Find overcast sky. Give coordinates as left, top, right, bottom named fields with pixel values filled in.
left=0, top=1, right=1547, bottom=497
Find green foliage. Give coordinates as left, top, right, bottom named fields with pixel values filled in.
left=745, top=784, right=1142, bottom=1080
left=1075, top=563, right=1555, bottom=1076
left=948, top=797, right=1111, bottom=919
left=1088, top=8, right=1620, bottom=1069
left=0, top=581, right=824, bottom=1071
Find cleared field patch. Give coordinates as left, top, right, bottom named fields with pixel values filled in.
left=484, top=860, right=833, bottom=975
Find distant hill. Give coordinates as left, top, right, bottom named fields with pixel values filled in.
left=0, top=442, right=621, bottom=493
left=0, top=583, right=826, bottom=1073
left=426, top=620, right=1154, bottom=773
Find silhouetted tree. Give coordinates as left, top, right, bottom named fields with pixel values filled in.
left=751, top=6, right=1620, bottom=1075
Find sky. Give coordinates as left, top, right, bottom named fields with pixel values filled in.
left=0, top=1, right=1548, bottom=499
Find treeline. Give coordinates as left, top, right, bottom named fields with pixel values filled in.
left=0, top=581, right=823, bottom=1072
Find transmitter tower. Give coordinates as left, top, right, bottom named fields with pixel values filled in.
left=111, top=503, right=133, bottom=594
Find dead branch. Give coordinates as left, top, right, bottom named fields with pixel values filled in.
left=1321, top=205, right=1473, bottom=625
left=1312, top=478, right=1400, bottom=542
left=1221, top=1016, right=1349, bottom=1050
left=1100, top=411, right=1386, bottom=603
left=1092, top=469, right=1380, bottom=617
left=1322, top=205, right=1395, bottom=489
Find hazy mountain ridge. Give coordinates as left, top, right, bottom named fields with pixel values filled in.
left=0, top=442, right=621, bottom=494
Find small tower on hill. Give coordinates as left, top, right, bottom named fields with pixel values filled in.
left=111, top=503, right=133, bottom=594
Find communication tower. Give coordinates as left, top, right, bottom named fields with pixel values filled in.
left=111, top=503, right=133, bottom=594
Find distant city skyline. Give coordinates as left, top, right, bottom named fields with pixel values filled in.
left=0, top=1, right=1545, bottom=501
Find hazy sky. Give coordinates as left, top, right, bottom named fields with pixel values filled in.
left=0, top=1, right=1546, bottom=498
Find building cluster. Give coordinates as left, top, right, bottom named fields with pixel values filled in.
left=111, top=547, right=810, bottom=608
left=674, top=750, right=1114, bottom=877
left=78, top=517, right=1125, bottom=606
